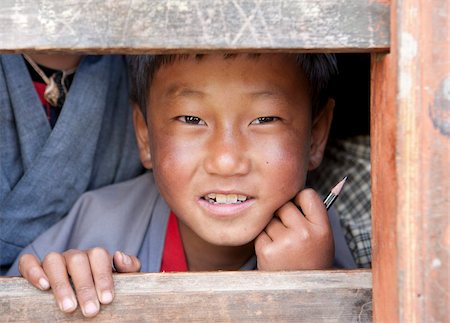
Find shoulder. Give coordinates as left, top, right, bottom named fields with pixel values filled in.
left=76, top=172, right=158, bottom=218
left=6, top=173, right=162, bottom=274
left=71, top=172, right=159, bottom=229
left=62, top=172, right=161, bottom=252
left=42, top=172, right=161, bottom=255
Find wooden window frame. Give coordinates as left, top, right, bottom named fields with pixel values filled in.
left=0, top=1, right=448, bottom=321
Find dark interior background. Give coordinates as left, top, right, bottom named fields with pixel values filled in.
left=330, top=53, right=371, bottom=139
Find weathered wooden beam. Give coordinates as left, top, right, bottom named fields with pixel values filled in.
left=371, top=52, right=399, bottom=323
left=394, top=0, right=449, bottom=322
left=0, top=0, right=389, bottom=54
left=372, top=0, right=450, bottom=322
left=0, top=270, right=372, bottom=322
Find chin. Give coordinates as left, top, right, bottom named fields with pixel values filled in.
left=206, top=231, right=258, bottom=247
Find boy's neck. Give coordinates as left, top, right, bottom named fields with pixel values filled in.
left=25, top=54, right=82, bottom=71
left=178, top=221, right=255, bottom=271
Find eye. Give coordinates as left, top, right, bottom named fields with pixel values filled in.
left=177, top=116, right=206, bottom=125
left=250, top=116, right=280, bottom=125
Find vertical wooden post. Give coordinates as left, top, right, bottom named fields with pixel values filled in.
left=395, top=0, right=449, bottom=321
left=371, top=51, right=399, bottom=322
left=373, top=0, right=449, bottom=321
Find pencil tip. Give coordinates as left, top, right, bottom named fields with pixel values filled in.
left=331, top=176, right=348, bottom=195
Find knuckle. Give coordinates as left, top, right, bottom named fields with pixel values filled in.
left=281, top=237, right=295, bottom=250
left=95, top=272, right=112, bottom=286
left=18, top=254, right=31, bottom=274
left=87, top=247, right=109, bottom=259
left=66, top=252, right=88, bottom=267
left=75, top=285, right=97, bottom=300
left=302, top=188, right=315, bottom=194
left=64, top=249, right=79, bottom=255
left=258, top=245, right=274, bottom=260
left=297, top=229, right=311, bottom=241
left=43, top=252, right=63, bottom=265
left=52, top=280, right=71, bottom=294
left=25, top=265, right=42, bottom=280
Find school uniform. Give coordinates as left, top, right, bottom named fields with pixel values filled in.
left=7, top=172, right=356, bottom=276
left=0, top=54, right=143, bottom=272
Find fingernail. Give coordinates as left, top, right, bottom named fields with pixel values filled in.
left=121, top=252, right=131, bottom=265
left=38, top=278, right=49, bottom=290
left=60, top=297, right=75, bottom=312
left=102, top=291, right=113, bottom=303
left=83, top=301, right=99, bottom=316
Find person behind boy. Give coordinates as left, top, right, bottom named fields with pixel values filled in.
left=10, top=53, right=355, bottom=317
left=0, top=54, right=143, bottom=273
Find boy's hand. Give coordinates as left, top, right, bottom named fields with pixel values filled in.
left=18, top=249, right=141, bottom=318
left=255, top=188, right=334, bottom=271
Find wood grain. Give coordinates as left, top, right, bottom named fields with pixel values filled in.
left=0, top=0, right=389, bottom=53
left=372, top=0, right=449, bottom=322
left=0, top=270, right=372, bottom=322
left=395, top=0, right=450, bottom=321
left=371, top=52, right=399, bottom=323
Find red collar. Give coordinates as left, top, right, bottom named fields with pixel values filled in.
left=160, top=212, right=188, bottom=272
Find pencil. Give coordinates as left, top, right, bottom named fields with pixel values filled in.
left=323, top=176, right=348, bottom=210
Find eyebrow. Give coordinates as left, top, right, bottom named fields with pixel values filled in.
left=163, top=83, right=288, bottom=102
left=249, top=90, right=277, bottom=97
left=164, top=84, right=205, bottom=100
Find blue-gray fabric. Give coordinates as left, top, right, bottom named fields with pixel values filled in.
left=7, top=172, right=356, bottom=276
left=0, top=55, right=143, bottom=272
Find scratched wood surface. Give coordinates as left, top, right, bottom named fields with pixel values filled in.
left=371, top=0, right=450, bottom=322
left=371, top=52, right=399, bottom=323
left=0, top=0, right=389, bottom=53
left=0, top=270, right=372, bottom=322
left=394, top=0, right=450, bottom=322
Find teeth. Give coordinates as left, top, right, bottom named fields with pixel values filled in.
left=205, top=193, right=248, bottom=204
left=216, top=194, right=227, bottom=203
left=227, top=194, right=237, bottom=204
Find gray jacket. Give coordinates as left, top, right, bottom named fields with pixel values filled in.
left=8, top=173, right=356, bottom=275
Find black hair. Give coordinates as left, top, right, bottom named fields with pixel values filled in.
left=127, top=53, right=337, bottom=118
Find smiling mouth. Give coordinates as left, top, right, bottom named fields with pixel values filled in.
left=203, top=193, right=249, bottom=204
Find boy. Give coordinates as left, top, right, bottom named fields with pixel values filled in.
left=9, top=53, right=355, bottom=317
left=0, top=53, right=143, bottom=273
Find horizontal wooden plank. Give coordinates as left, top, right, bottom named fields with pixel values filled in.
left=0, top=0, right=389, bottom=53
left=0, top=270, right=372, bottom=322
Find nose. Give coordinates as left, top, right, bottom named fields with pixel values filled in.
left=203, top=127, right=251, bottom=177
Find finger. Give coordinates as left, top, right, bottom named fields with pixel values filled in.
left=263, top=217, right=286, bottom=239
left=294, top=188, right=329, bottom=227
left=274, top=201, right=306, bottom=228
left=113, top=251, right=141, bottom=273
left=64, top=250, right=99, bottom=317
left=254, top=231, right=277, bottom=271
left=87, top=248, right=114, bottom=305
left=18, top=254, right=50, bottom=291
left=254, top=230, right=273, bottom=251
left=42, top=252, right=78, bottom=313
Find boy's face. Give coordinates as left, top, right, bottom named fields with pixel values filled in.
left=134, top=54, right=332, bottom=247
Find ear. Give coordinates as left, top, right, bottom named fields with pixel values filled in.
left=132, top=104, right=152, bottom=170
left=308, top=98, right=335, bottom=171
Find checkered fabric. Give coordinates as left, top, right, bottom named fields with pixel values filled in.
left=307, top=135, right=372, bottom=268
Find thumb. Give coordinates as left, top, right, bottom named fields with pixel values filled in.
left=113, top=251, right=141, bottom=273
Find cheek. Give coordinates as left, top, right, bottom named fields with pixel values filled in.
left=260, top=130, right=310, bottom=166
left=258, top=131, right=310, bottom=191
left=149, top=129, right=204, bottom=199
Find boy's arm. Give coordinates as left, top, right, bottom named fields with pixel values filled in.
left=255, top=188, right=334, bottom=270
left=19, top=249, right=141, bottom=318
